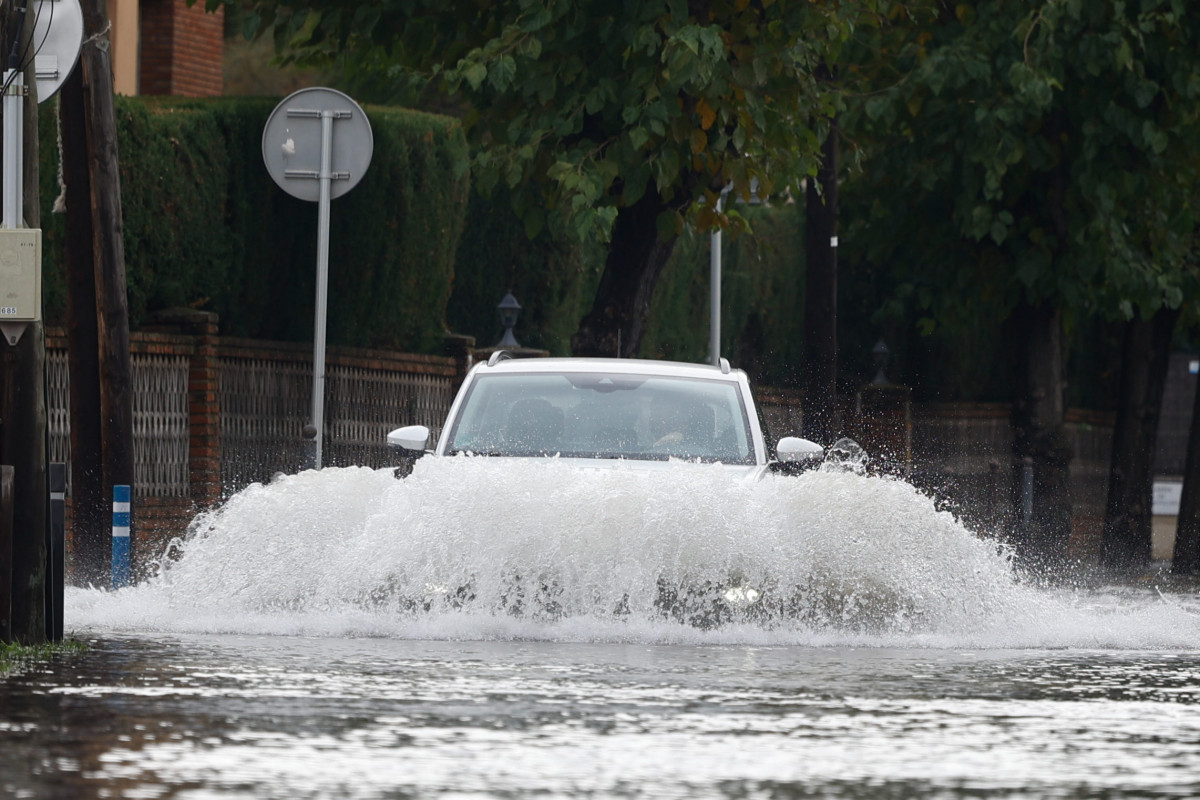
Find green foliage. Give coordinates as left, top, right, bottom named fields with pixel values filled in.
left=113, top=102, right=234, bottom=321
left=40, top=96, right=469, bottom=351
left=448, top=187, right=604, bottom=355
left=640, top=203, right=807, bottom=386
left=839, top=0, right=1200, bottom=400
left=0, top=639, right=87, bottom=674
left=225, top=0, right=899, bottom=246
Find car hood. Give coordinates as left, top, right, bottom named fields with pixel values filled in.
left=435, top=453, right=766, bottom=480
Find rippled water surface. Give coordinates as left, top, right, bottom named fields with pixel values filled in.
left=4, top=460, right=1200, bottom=798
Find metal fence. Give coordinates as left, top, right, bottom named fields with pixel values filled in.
left=45, top=350, right=191, bottom=499
left=46, top=349, right=70, bottom=467
left=132, top=353, right=190, bottom=498
left=219, top=357, right=454, bottom=493
left=45, top=338, right=457, bottom=499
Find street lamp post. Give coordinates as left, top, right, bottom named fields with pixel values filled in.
left=496, top=291, right=522, bottom=348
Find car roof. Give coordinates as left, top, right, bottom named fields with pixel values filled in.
left=473, top=356, right=746, bottom=382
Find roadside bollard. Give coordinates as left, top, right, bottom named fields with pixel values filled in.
left=112, top=485, right=131, bottom=589
left=46, top=463, right=65, bottom=641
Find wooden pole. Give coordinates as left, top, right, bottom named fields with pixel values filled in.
left=1, top=466, right=13, bottom=643
left=803, top=116, right=839, bottom=446
left=0, top=326, right=47, bottom=643
left=0, top=3, right=47, bottom=644
left=61, top=0, right=134, bottom=584
left=81, top=0, right=135, bottom=576
left=59, top=62, right=106, bottom=585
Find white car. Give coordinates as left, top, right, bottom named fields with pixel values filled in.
left=387, top=353, right=824, bottom=477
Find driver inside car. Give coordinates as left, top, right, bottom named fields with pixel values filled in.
left=649, top=396, right=714, bottom=453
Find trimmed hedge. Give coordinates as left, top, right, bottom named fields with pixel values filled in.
left=447, top=187, right=604, bottom=355
left=40, top=96, right=469, bottom=352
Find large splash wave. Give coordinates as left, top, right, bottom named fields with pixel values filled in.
left=67, top=458, right=1200, bottom=648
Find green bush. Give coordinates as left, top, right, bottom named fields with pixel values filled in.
left=39, top=96, right=469, bottom=352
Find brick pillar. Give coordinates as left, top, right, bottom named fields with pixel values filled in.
left=139, top=0, right=224, bottom=97
left=147, top=308, right=222, bottom=508
left=186, top=312, right=222, bottom=508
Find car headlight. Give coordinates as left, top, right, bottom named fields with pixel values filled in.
left=722, top=585, right=761, bottom=606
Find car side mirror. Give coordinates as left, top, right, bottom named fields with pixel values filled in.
left=387, top=425, right=431, bottom=452
left=775, top=436, right=824, bottom=463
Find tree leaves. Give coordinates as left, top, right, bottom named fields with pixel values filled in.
left=225, top=0, right=884, bottom=247
left=845, top=0, right=1200, bottom=329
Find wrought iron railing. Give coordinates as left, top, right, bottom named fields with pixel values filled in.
left=45, top=334, right=456, bottom=500
left=44, top=349, right=191, bottom=498
left=132, top=353, right=191, bottom=498
left=218, top=357, right=453, bottom=493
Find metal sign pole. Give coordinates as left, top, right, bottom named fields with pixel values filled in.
left=2, top=70, right=22, bottom=229
left=309, top=110, right=335, bottom=469
left=262, top=88, right=373, bottom=472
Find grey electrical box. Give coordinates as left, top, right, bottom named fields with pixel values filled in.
left=0, top=228, right=42, bottom=322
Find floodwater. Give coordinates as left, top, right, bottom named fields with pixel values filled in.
left=4, top=458, right=1200, bottom=798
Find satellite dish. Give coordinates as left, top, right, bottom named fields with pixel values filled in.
left=262, top=87, right=374, bottom=202
left=32, top=0, right=84, bottom=103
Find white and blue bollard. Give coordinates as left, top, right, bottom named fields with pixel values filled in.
left=112, top=485, right=132, bottom=589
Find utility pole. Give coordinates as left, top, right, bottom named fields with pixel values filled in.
left=59, top=62, right=103, bottom=584
left=0, top=0, right=47, bottom=644
left=60, top=0, right=133, bottom=585
left=803, top=113, right=839, bottom=447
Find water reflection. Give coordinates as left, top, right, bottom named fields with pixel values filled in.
left=3, top=636, right=1199, bottom=798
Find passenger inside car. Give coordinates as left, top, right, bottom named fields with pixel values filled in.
left=505, top=398, right=564, bottom=454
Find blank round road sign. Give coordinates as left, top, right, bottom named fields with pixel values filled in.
left=262, top=87, right=374, bottom=202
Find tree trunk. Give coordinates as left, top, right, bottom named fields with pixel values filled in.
left=1100, top=306, right=1179, bottom=572
left=571, top=187, right=680, bottom=358
left=1010, top=298, right=1072, bottom=569
left=803, top=121, right=839, bottom=445
left=1172, top=356, right=1200, bottom=576
left=60, top=56, right=106, bottom=585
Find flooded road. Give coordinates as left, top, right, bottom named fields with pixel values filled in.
left=4, top=634, right=1199, bottom=798
left=4, top=461, right=1200, bottom=797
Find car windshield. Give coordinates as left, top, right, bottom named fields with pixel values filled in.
left=443, top=371, right=755, bottom=464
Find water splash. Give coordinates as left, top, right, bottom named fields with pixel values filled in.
left=67, top=458, right=1200, bottom=648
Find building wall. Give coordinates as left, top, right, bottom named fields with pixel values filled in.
left=139, top=0, right=224, bottom=97
left=110, top=0, right=140, bottom=95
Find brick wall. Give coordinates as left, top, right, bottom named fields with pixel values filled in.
left=139, top=0, right=224, bottom=97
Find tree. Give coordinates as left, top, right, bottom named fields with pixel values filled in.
left=841, top=1, right=1200, bottom=568
left=1173, top=350, right=1200, bottom=575
left=1099, top=306, right=1181, bottom=571
left=225, top=0, right=895, bottom=356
